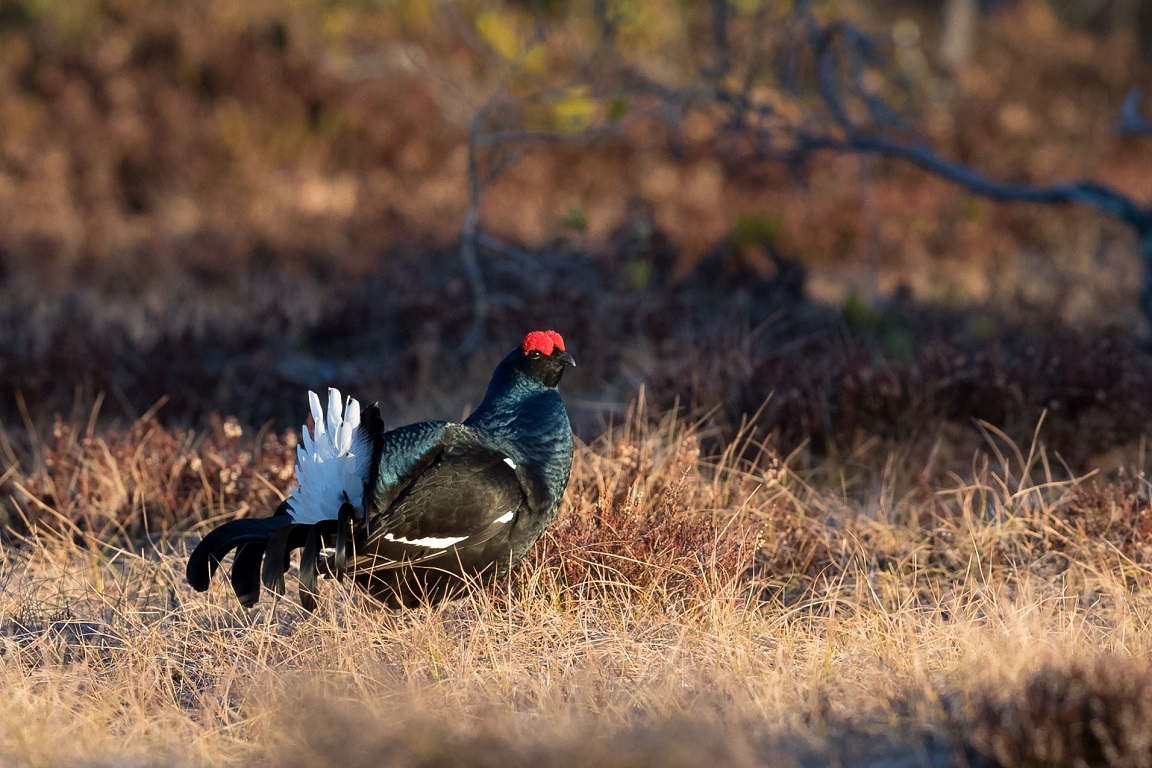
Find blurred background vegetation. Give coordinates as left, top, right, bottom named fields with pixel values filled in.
left=2, top=0, right=1152, bottom=465
left=0, top=0, right=1147, bottom=293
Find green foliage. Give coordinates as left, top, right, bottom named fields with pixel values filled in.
left=550, top=85, right=598, bottom=132
left=733, top=211, right=786, bottom=249
left=841, top=289, right=883, bottom=331
left=559, top=205, right=588, bottom=232
left=606, top=92, right=630, bottom=120
left=622, top=259, right=651, bottom=290
left=474, top=5, right=547, bottom=74
left=15, top=0, right=100, bottom=45
left=961, top=195, right=988, bottom=222
left=841, top=290, right=913, bottom=359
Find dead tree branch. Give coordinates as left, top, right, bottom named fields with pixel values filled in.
left=1117, top=88, right=1152, bottom=138
left=718, top=4, right=1152, bottom=323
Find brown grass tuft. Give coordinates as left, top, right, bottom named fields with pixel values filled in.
left=3, top=413, right=295, bottom=541
left=538, top=401, right=759, bottom=601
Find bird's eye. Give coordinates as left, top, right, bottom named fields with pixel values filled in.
left=527, top=350, right=542, bottom=359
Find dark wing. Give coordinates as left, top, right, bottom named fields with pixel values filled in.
left=365, top=419, right=450, bottom=521
left=351, top=425, right=525, bottom=573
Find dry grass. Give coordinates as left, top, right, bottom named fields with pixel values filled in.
left=3, top=399, right=1152, bottom=767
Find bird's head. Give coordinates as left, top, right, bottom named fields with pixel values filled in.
left=515, top=330, right=575, bottom=389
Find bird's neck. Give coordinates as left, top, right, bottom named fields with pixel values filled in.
left=464, top=356, right=571, bottom=462
left=466, top=383, right=557, bottom=435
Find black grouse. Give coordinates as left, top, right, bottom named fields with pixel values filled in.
left=186, top=330, right=575, bottom=609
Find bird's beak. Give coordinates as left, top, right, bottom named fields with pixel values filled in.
left=558, top=350, right=576, bottom=367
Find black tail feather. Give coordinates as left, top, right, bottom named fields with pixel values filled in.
left=261, top=523, right=312, bottom=595
left=335, top=501, right=357, bottom=578
left=186, top=516, right=292, bottom=594
left=230, top=543, right=268, bottom=607
left=299, top=525, right=327, bottom=612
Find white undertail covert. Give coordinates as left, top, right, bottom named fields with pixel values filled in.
left=286, top=388, right=373, bottom=524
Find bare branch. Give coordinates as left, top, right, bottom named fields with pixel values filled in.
left=1117, top=88, right=1152, bottom=138
left=790, top=131, right=1147, bottom=227
left=720, top=10, right=1152, bottom=324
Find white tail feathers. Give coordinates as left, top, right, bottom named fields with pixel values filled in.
left=287, top=388, right=373, bottom=524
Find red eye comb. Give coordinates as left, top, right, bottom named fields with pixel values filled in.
left=522, top=330, right=565, bottom=356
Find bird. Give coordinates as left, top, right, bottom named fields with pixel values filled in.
left=186, top=330, right=575, bottom=610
